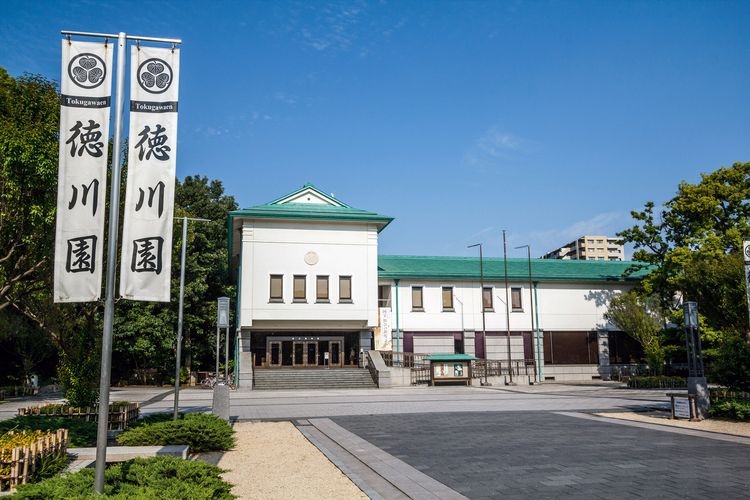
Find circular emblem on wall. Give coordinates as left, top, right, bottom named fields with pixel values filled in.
left=744, top=242, right=750, bottom=261
left=137, top=58, right=173, bottom=94
left=304, top=251, right=319, bottom=266
left=68, top=53, right=106, bottom=89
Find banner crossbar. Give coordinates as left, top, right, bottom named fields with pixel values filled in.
left=61, top=30, right=181, bottom=44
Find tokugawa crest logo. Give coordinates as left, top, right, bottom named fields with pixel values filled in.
left=68, top=53, right=107, bottom=89
left=137, top=58, right=173, bottom=94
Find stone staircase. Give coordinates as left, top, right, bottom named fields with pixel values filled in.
left=253, top=368, right=378, bottom=390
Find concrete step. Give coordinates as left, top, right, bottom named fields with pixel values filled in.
left=66, top=445, right=189, bottom=472
left=253, top=368, right=377, bottom=390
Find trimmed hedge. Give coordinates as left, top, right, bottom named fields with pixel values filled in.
left=12, top=456, right=235, bottom=499
left=116, top=413, right=234, bottom=452
left=709, top=399, right=750, bottom=422
left=627, top=376, right=687, bottom=389
left=0, top=416, right=96, bottom=447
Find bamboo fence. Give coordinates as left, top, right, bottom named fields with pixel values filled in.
left=0, top=428, right=69, bottom=492
left=17, top=402, right=140, bottom=430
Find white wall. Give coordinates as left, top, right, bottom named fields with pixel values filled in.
left=413, top=336, right=454, bottom=354
left=239, top=219, right=379, bottom=329
left=380, top=279, right=630, bottom=335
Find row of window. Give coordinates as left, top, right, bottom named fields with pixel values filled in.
left=410, top=285, right=524, bottom=312
left=269, top=274, right=352, bottom=303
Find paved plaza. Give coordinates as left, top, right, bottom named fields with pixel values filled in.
left=3, top=384, right=749, bottom=498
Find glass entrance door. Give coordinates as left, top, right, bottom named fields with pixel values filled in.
left=305, top=342, right=318, bottom=367
left=329, top=340, right=343, bottom=368
left=293, top=342, right=304, bottom=367
left=269, top=341, right=281, bottom=367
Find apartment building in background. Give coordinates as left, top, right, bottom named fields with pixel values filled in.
left=542, top=235, right=624, bottom=261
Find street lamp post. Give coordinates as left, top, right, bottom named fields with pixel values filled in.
left=502, top=230, right=513, bottom=384
left=174, top=216, right=210, bottom=420
left=468, top=243, right=489, bottom=385
left=515, top=244, right=537, bottom=384
left=683, top=301, right=709, bottom=419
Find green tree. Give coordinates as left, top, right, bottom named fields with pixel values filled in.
left=605, top=291, right=665, bottom=374
left=0, top=68, right=58, bottom=314
left=618, top=162, right=750, bottom=335
left=112, top=176, right=237, bottom=383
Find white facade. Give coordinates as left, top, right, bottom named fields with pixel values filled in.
left=229, top=185, right=646, bottom=386
left=238, top=219, right=380, bottom=330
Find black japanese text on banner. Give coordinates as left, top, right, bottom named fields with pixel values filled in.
left=120, top=46, right=180, bottom=301
left=53, top=40, right=113, bottom=303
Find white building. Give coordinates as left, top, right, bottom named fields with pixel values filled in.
left=542, top=235, right=625, bottom=261
left=228, top=185, right=647, bottom=388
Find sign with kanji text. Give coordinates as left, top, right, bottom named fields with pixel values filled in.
left=54, top=40, right=112, bottom=302
left=120, top=46, right=180, bottom=301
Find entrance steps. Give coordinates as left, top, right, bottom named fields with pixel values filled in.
left=254, top=368, right=377, bottom=390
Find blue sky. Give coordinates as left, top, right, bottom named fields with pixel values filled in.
left=2, top=0, right=749, bottom=259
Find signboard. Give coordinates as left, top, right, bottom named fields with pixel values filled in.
left=119, top=45, right=180, bottom=301
left=744, top=240, right=750, bottom=323
left=53, top=40, right=113, bottom=302
left=673, top=397, right=691, bottom=419
left=375, top=307, right=393, bottom=351
left=432, top=362, right=466, bottom=379
left=217, top=297, right=230, bottom=327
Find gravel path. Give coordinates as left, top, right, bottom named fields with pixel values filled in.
left=217, top=421, right=367, bottom=499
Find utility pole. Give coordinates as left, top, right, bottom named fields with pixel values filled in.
left=174, top=216, right=210, bottom=420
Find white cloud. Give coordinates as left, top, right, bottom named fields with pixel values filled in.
left=463, top=125, right=527, bottom=170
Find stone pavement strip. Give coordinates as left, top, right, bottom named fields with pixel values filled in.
left=299, top=418, right=468, bottom=500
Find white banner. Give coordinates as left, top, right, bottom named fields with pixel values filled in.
left=120, top=46, right=180, bottom=301
left=744, top=240, right=750, bottom=320
left=375, top=307, right=393, bottom=351
left=53, top=40, right=112, bottom=302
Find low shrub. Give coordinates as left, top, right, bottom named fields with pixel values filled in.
left=709, top=399, right=750, bottom=422
left=627, top=376, right=686, bottom=389
left=12, top=455, right=235, bottom=499
left=116, top=413, right=234, bottom=452
left=0, top=416, right=96, bottom=447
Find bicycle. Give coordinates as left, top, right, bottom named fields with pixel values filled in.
left=201, top=374, right=218, bottom=389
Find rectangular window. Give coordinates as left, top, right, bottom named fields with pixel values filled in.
left=293, top=275, right=306, bottom=302
left=339, top=276, right=352, bottom=302
left=269, top=274, right=283, bottom=302
left=316, top=275, right=329, bottom=302
left=511, top=287, right=523, bottom=310
left=483, top=287, right=493, bottom=311
left=412, top=286, right=424, bottom=311
left=442, top=287, right=454, bottom=311
left=378, top=285, right=391, bottom=307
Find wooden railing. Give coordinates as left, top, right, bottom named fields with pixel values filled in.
left=18, top=402, right=140, bottom=431
left=0, top=429, right=69, bottom=492
left=710, top=388, right=750, bottom=402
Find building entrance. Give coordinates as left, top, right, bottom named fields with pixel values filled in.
left=265, top=336, right=346, bottom=368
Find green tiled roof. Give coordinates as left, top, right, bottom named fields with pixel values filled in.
left=426, top=354, right=479, bottom=361
left=377, top=255, right=650, bottom=282
left=228, top=184, right=393, bottom=230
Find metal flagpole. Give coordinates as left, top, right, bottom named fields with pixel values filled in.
left=503, top=230, right=513, bottom=384
left=174, top=217, right=209, bottom=420
left=60, top=29, right=182, bottom=494
left=93, top=31, right=126, bottom=494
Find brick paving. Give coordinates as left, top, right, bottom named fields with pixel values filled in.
left=332, top=411, right=750, bottom=499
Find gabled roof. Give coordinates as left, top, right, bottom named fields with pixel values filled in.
left=377, top=255, right=650, bottom=283
left=228, top=183, right=393, bottom=230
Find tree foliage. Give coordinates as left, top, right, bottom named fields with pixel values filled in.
left=605, top=291, right=665, bottom=374
left=112, top=176, right=237, bottom=382
left=618, top=162, right=750, bottom=335
left=0, top=68, right=59, bottom=314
